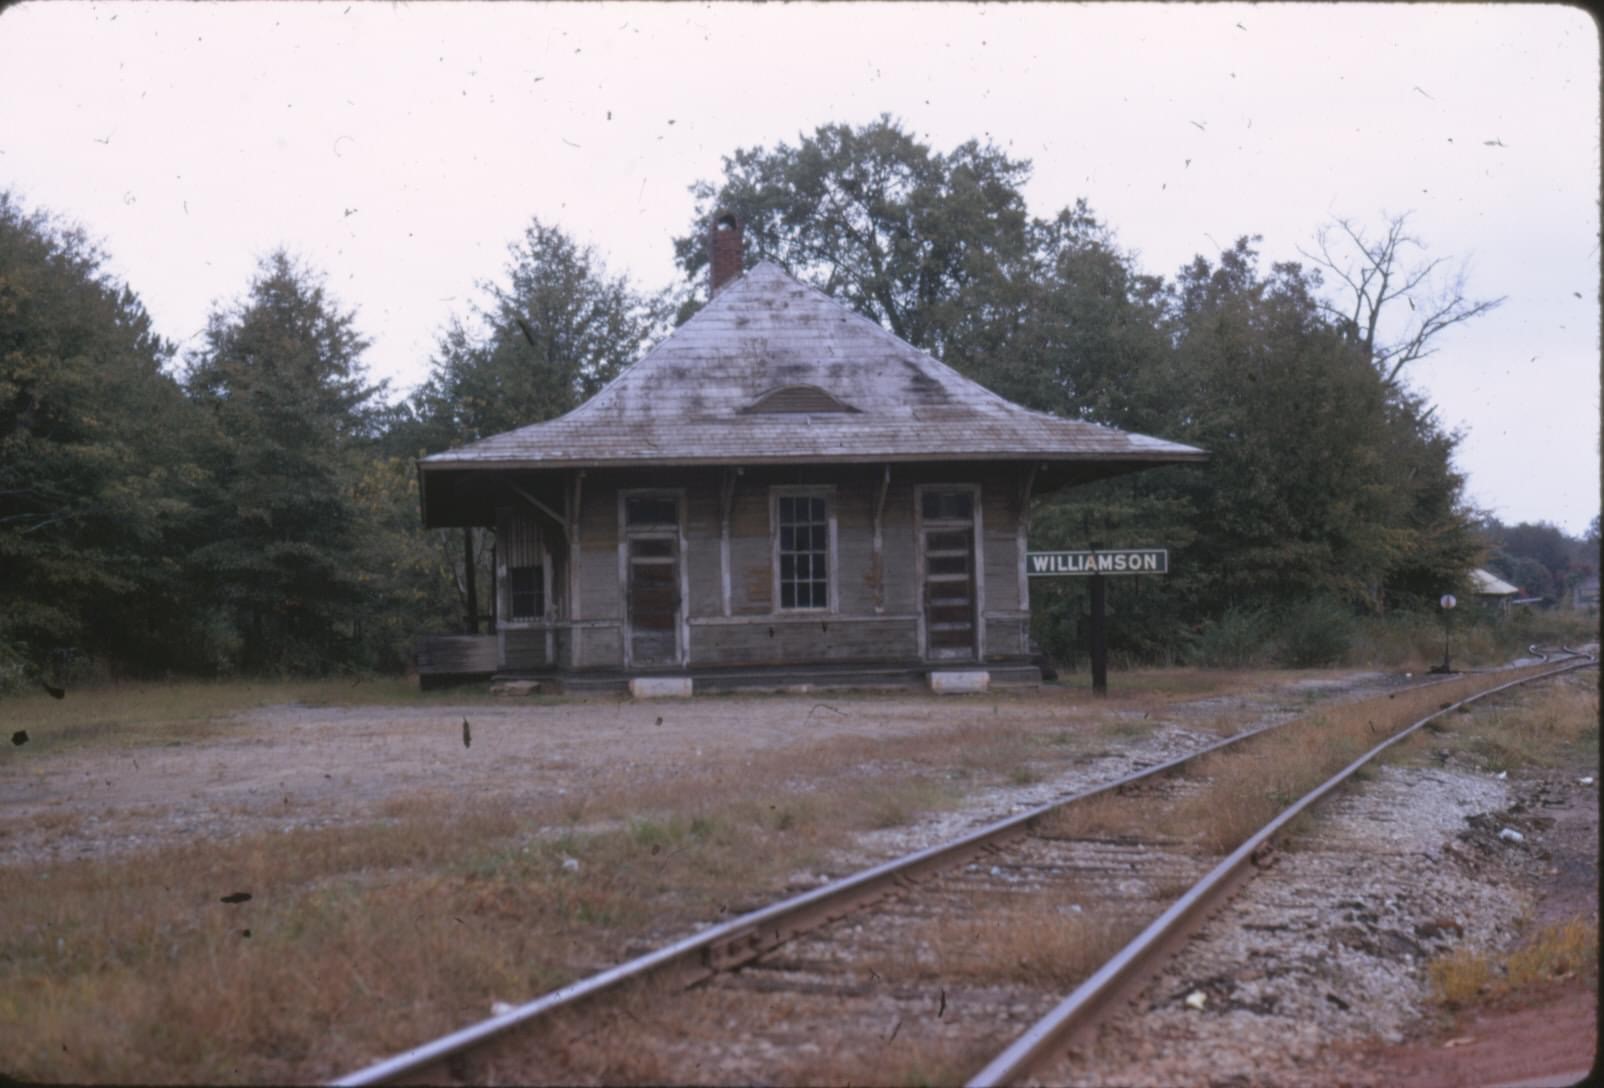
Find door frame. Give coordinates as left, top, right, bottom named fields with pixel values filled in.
left=913, top=483, right=985, bottom=662
left=616, top=488, right=688, bottom=669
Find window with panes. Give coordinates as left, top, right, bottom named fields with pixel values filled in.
left=776, top=494, right=830, bottom=609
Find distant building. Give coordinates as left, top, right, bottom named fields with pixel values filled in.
left=1572, top=573, right=1600, bottom=611
left=415, top=215, right=1204, bottom=689
left=1469, top=567, right=1520, bottom=614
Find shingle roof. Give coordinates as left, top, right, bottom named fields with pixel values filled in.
left=421, top=261, right=1206, bottom=470
left=1469, top=568, right=1520, bottom=596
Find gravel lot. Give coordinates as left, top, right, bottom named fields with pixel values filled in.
left=0, top=673, right=1376, bottom=868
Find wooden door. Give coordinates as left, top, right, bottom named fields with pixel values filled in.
left=920, top=489, right=977, bottom=660
left=627, top=537, right=679, bottom=665
left=623, top=495, right=682, bottom=667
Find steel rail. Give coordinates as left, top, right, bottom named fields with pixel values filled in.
left=332, top=672, right=1457, bottom=1086
left=966, top=652, right=1598, bottom=1087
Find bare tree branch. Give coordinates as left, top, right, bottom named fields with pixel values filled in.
left=1299, top=212, right=1504, bottom=386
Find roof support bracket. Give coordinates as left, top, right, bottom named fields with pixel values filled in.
left=719, top=468, right=739, bottom=617
left=511, top=484, right=569, bottom=534
left=872, top=464, right=891, bottom=614
left=1016, top=464, right=1039, bottom=613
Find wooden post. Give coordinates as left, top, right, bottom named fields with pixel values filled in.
left=462, top=527, right=479, bottom=634
left=488, top=542, right=497, bottom=634
left=1089, top=541, right=1107, bottom=696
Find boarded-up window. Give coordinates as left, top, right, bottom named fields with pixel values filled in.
left=497, top=507, right=545, bottom=621
left=777, top=495, right=829, bottom=609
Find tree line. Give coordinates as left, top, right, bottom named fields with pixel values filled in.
left=1, top=118, right=1583, bottom=688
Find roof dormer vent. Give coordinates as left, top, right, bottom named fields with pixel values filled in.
left=743, top=384, right=858, bottom=414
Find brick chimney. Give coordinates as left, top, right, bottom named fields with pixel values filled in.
left=709, top=210, right=742, bottom=297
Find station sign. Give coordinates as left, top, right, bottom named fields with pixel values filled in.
left=1027, top=549, right=1168, bottom=576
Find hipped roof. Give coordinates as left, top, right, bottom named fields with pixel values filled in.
left=420, top=260, right=1206, bottom=471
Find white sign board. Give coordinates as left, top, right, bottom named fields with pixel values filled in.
left=1027, top=549, right=1169, bottom=576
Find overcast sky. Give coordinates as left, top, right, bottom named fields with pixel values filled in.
left=1, top=2, right=1597, bottom=534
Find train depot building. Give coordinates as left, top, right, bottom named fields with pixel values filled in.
left=416, top=221, right=1204, bottom=692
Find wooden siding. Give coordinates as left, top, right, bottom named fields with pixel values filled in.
left=689, top=616, right=919, bottom=667
left=415, top=634, right=497, bottom=675
left=729, top=482, right=771, bottom=614
left=484, top=464, right=1034, bottom=673
left=503, top=628, right=552, bottom=671
left=983, top=615, right=1032, bottom=659
left=685, top=486, right=722, bottom=617
left=982, top=481, right=1022, bottom=613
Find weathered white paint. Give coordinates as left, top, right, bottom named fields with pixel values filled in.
left=928, top=670, right=990, bottom=694
left=629, top=677, right=693, bottom=699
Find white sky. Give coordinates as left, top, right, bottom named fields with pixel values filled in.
left=1, top=1, right=1598, bottom=534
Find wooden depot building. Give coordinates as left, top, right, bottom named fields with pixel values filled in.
left=416, top=217, right=1205, bottom=691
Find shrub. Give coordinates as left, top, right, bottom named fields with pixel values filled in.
left=1191, top=607, right=1273, bottom=668
left=1273, top=597, right=1355, bottom=667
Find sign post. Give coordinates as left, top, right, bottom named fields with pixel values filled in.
left=1431, top=593, right=1458, bottom=674
left=1089, top=555, right=1108, bottom=696
left=1027, top=547, right=1169, bottom=696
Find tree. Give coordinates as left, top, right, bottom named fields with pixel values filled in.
left=982, top=202, right=1173, bottom=429
left=184, top=250, right=386, bottom=672
left=407, top=219, right=662, bottom=453
left=672, top=115, right=1035, bottom=357
left=1030, top=236, right=1480, bottom=666
left=0, top=191, right=206, bottom=686
left=403, top=219, right=664, bottom=632
left=1299, top=213, right=1504, bottom=387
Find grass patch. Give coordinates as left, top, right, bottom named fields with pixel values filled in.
left=1041, top=665, right=1564, bottom=855
left=1429, top=915, right=1599, bottom=1008
left=0, top=676, right=507, bottom=759
left=1422, top=675, right=1599, bottom=772
left=912, top=895, right=1137, bottom=988
left=0, top=711, right=1089, bottom=1084
left=3, top=663, right=1510, bottom=1082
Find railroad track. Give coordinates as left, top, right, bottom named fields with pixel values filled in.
left=334, top=648, right=1596, bottom=1086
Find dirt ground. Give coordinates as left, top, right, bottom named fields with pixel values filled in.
left=1, top=667, right=1594, bottom=1086
left=1, top=681, right=1272, bottom=867
left=1340, top=764, right=1600, bottom=1088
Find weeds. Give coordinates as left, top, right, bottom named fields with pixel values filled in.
left=1041, top=665, right=1562, bottom=855
left=1430, top=677, right=1599, bottom=772
left=905, top=894, right=1137, bottom=988
left=0, top=676, right=503, bottom=759
left=4, top=663, right=1562, bottom=1082
left=1430, top=915, right=1599, bottom=1008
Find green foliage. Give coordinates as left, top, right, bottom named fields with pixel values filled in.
left=681, top=125, right=1488, bottom=664
left=1, top=126, right=1521, bottom=684
left=673, top=115, right=1034, bottom=355
left=406, top=219, right=663, bottom=454
left=0, top=190, right=208, bottom=684
left=183, top=251, right=390, bottom=673
left=1271, top=597, right=1356, bottom=667
left=1192, top=608, right=1274, bottom=668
